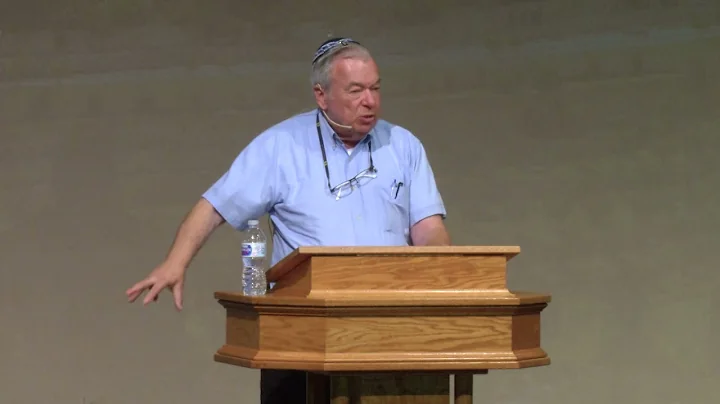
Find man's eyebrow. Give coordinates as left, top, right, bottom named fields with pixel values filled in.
left=347, top=79, right=382, bottom=88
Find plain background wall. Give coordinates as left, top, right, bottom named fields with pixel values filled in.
left=1, top=1, right=719, bottom=403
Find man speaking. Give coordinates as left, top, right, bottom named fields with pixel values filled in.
left=126, top=37, right=450, bottom=403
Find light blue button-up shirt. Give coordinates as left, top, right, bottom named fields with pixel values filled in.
left=202, top=109, right=446, bottom=266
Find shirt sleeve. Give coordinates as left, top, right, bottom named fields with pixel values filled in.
left=407, top=135, right=447, bottom=227
left=202, top=131, right=280, bottom=230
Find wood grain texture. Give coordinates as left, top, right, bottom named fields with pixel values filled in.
left=270, top=255, right=509, bottom=295
left=261, top=315, right=511, bottom=354
left=214, top=301, right=549, bottom=371
left=214, top=246, right=551, bottom=383
left=215, top=346, right=550, bottom=371
left=309, top=255, right=508, bottom=292
left=281, top=245, right=520, bottom=258
left=214, top=290, right=551, bottom=307
left=265, top=246, right=520, bottom=289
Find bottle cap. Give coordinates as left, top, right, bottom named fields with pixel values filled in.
left=248, top=219, right=259, bottom=226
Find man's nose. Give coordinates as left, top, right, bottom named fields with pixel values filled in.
left=361, top=90, right=379, bottom=108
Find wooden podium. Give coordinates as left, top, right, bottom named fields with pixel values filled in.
left=214, top=246, right=551, bottom=403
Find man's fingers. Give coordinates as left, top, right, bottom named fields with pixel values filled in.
left=127, top=290, right=143, bottom=302
left=127, top=273, right=183, bottom=307
left=126, top=278, right=155, bottom=302
left=126, top=278, right=153, bottom=296
left=143, top=281, right=166, bottom=305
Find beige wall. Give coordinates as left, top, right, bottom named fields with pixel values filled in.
left=1, top=1, right=719, bottom=403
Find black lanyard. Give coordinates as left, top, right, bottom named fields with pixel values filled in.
left=315, top=110, right=374, bottom=193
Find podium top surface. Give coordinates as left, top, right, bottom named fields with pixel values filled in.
left=281, top=245, right=520, bottom=257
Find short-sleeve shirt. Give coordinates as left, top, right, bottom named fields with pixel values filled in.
left=202, top=109, right=446, bottom=266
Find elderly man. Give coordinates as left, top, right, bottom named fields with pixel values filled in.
left=126, top=37, right=450, bottom=403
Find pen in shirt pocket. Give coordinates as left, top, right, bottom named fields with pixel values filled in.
left=392, top=180, right=404, bottom=199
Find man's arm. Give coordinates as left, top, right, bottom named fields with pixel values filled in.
left=163, top=198, right=226, bottom=269
left=126, top=131, right=281, bottom=310
left=410, top=214, right=450, bottom=246
left=125, top=198, right=226, bottom=309
left=403, top=130, right=450, bottom=246
left=167, top=128, right=280, bottom=268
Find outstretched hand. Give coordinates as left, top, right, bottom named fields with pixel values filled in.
left=126, top=263, right=185, bottom=311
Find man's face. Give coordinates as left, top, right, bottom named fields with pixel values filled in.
left=317, top=56, right=381, bottom=136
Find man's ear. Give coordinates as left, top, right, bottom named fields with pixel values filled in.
left=313, top=84, right=328, bottom=110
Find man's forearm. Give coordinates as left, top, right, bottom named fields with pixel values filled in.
left=410, top=215, right=451, bottom=246
left=164, top=198, right=226, bottom=269
left=414, top=228, right=451, bottom=246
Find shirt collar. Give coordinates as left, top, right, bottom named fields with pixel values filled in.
left=317, top=109, right=374, bottom=147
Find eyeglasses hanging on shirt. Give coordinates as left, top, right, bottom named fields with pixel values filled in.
left=316, top=110, right=377, bottom=200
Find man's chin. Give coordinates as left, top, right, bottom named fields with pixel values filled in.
left=354, top=119, right=377, bottom=134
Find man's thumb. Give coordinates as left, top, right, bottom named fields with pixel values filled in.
left=172, top=283, right=183, bottom=311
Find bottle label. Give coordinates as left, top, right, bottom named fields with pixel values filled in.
left=242, top=242, right=266, bottom=258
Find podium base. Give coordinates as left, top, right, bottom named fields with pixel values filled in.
left=306, top=371, right=483, bottom=404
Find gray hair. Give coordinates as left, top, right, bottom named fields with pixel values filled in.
left=311, top=43, right=372, bottom=90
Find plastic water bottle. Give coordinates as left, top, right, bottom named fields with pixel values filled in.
left=241, top=219, right=267, bottom=296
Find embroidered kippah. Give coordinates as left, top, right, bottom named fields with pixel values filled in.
left=312, top=37, right=361, bottom=65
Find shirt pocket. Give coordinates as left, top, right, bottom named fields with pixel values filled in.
left=383, top=181, right=411, bottom=239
